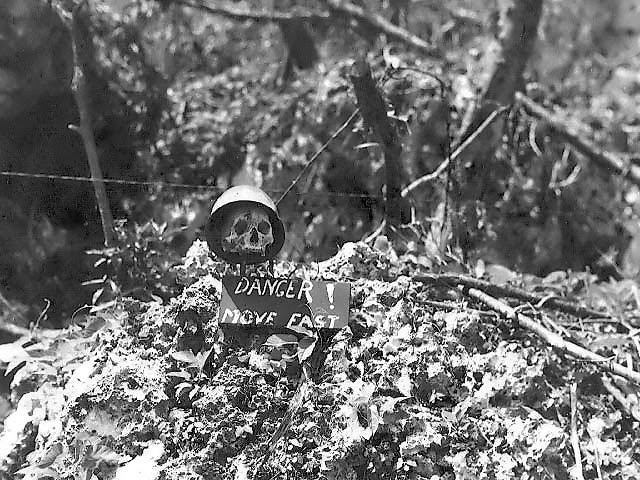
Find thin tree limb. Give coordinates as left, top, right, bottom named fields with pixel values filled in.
left=403, top=106, right=510, bottom=196
left=66, top=2, right=115, bottom=246
left=570, top=382, right=585, bottom=480
left=174, top=0, right=439, bottom=60
left=173, top=0, right=329, bottom=22
left=363, top=220, right=385, bottom=244
left=465, top=287, right=640, bottom=385
left=586, top=424, right=604, bottom=480
left=516, top=92, right=640, bottom=187
left=324, top=0, right=438, bottom=56
left=414, top=299, right=496, bottom=317
left=364, top=106, right=509, bottom=242
left=601, top=375, right=640, bottom=421
left=0, top=320, right=30, bottom=339
left=414, top=272, right=607, bottom=319
left=452, top=0, right=543, bottom=253
left=0, top=290, right=29, bottom=327
left=276, top=109, right=359, bottom=206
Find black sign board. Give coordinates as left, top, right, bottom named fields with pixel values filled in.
left=219, top=276, right=350, bottom=329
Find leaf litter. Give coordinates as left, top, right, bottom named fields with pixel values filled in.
left=0, top=239, right=639, bottom=479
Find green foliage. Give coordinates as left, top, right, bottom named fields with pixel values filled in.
left=3, top=243, right=640, bottom=479
left=3, top=0, right=640, bottom=478
left=2, top=0, right=638, bottom=323
left=168, top=347, right=216, bottom=401
left=87, top=220, right=181, bottom=306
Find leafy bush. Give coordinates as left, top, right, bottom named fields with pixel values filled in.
left=87, top=220, right=181, bottom=307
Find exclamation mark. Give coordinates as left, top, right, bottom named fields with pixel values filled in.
left=326, top=283, right=335, bottom=310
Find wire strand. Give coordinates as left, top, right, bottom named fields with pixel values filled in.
left=275, top=109, right=360, bottom=206
left=0, top=170, right=223, bottom=190
left=0, top=170, right=383, bottom=200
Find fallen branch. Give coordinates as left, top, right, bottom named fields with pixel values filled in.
left=173, top=0, right=329, bottom=22
left=414, top=272, right=606, bottom=319
left=324, top=0, right=438, bottom=56
left=414, top=299, right=496, bottom=317
left=465, top=287, right=640, bottom=385
left=516, top=92, right=640, bottom=187
left=601, top=375, right=640, bottom=421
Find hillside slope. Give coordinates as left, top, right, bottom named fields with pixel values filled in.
left=1, top=241, right=639, bottom=479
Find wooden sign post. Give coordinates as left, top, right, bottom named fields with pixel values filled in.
left=219, top=276, right=350, bottom=330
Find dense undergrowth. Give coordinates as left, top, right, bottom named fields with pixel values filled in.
left=58, top=0, right=639, bottom=319
left=1, top=0, right=639, bottom=319
left=1, top=1, right=640, bottom=478
left=1, top=241, right=640, bottom=479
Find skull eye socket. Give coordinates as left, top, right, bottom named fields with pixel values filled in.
left=257, top=220, right=271, bottom=234
left=234, top=218, right=248, bottom=234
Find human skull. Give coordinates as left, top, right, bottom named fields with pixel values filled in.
left=221, top=206, right=274, bottom=255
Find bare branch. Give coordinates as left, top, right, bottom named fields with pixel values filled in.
left=570, top=383, right=585, bottom=480
left=465, top=287, right=640, bottom=385
left=176, top=0, right=439, bottom=58
left=516, top=92, right=640, bottom=187
left=402, top=106, right=509, bottom=197
left=414, top=272, right=607, bottom=319
left=173, top=0, right=329, bottom=22
left=601, top=375, right=640, bottom=421
left=276, top=109, right=359, bottom=206
left=52, top=1, right=116, bottom=246
left=324, top=0, right=439, bottom=56
left=364, top=107, right=509, bottom=242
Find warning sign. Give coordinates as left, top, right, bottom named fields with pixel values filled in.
left=219, top=276, right=350, bottom=329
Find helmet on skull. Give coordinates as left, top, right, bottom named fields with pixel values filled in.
left=205, top=185, right=285, bottom=264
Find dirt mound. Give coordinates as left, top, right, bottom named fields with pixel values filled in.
left=1, top=241, right=639, bottom=479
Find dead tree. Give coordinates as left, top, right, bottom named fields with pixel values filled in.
left=67, top=4, right=116, bottom=246
left=349, top=59, right=409, bottom=233
left=453, top=0, right=543, bottom=254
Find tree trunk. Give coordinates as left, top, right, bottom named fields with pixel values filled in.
left=454, top=0, right=543, bottom=254
left=278, top=19, right=319, bottom=83
left=70, top=5, right=116, bottom=246
left=349, top=59, right=408, bottom=233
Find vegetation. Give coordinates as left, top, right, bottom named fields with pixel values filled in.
left=1, top=0, right=640, bottom=478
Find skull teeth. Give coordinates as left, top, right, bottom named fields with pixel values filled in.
left=222, top=207, right=274, bottom=257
